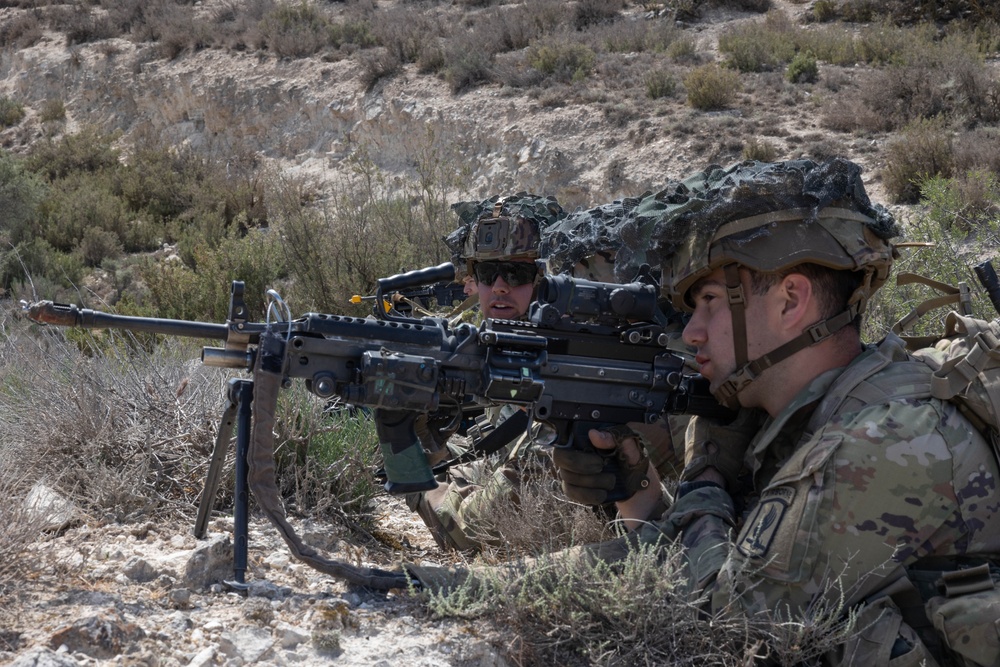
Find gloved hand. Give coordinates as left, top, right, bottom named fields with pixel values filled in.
left=681, top=409, right=761, bottom=491
left=414, top=410, right=460, bottom=465
left=551, top=425, right=651, bottom=505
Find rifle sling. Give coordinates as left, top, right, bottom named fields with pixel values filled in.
left=249, top=336, right=410, bottom=590
left=432, top=409, right=530, bottom=474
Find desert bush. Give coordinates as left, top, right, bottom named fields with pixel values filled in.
left=442, top=31, right=496, bottom=93
left=645, top=68, right=677, bottom=99
left=371, top=5, right=443, bottom=64
left=718, top=10, right=797, bottom=73
left=574, top=0, right=623, bottom=30
left=667, top=34, right=699, bottom=62
left=359, top=48, right=402, bottom=91
left=742, top=136, right=778, bottom=161
left=953, top=127, right=1000, bottom=175
left=882, top=116, right=954, bottom=204
left=920, top=170, right=1000, bottom=235
left=0, top=319, right=223, bottom=523
left=259, top=1, right=334, bottom=58
left=49, top=3, right=118, bottom=45
left=684, top=63, right=741, bottom=110
left=597, top=17, right=680, bottom=54
left=78, top=226, right=124, bottom=267
left=38, top=98, right=66, bottom=122
left=138, top=225, right=285, bottom=323
left=527, top=40, right=597, bottom=83
left=278, top=138, right=467, bottom=314
left=36, top=171, right=132, bottom=252
left=0, top=96, right=26, bottom=127
left=208, top=0, right=272, bottom=51
left=0, top=9, right=43, bottom=48
left=812, top=0, right=837, bottom=21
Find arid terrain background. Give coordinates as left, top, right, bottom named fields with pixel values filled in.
left=1, top=0, right=999, bottom=665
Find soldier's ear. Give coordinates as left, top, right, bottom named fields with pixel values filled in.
left=776, top=272, right=814, bottom=329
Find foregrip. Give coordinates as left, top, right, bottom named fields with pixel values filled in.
left=374, top=409, right=438, bottom=493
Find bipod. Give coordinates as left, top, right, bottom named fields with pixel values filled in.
left=194, top=378, right=254, bottom=589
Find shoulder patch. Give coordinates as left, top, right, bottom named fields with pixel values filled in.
left=737, top=485, right=795, bottom=559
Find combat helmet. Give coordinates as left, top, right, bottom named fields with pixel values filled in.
left=540, top=195, right=646, bottom=282
left=626, top=158, right=899, bottom=409
left=450, top=192, right=565, bottom=280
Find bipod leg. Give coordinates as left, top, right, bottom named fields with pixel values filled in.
left=227, top=379, right=254, bottom=590
left=193, top=378, right=241, bottom=539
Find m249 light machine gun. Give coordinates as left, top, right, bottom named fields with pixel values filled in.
left=25, top=264, right=730, bottom=588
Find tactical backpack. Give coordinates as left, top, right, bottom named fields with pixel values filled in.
left=884, top=262, right=1000, bottom=667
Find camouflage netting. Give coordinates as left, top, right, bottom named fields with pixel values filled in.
left=614, top=158, right=899, bottom=284
left=540, top=194, right=653, bottom=281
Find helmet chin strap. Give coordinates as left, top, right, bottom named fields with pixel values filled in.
left=712, top=263, right=866, bottom=410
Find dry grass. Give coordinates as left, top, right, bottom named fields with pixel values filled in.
left=0, top=314, right=224, bottom=523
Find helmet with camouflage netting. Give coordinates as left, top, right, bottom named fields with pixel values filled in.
left=452, top=192, right=565, bottom=277
left=540, top=194, right=649, bottom=282
left=618, top=157, right=899, bottom=408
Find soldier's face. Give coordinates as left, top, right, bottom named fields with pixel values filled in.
left=476, top=260, right=536, bottom=319
left=681, top=267, right=775, bottom=403
left=462, top=275, right=476, bottom=297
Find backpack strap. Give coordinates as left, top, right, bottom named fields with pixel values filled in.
left=892, top=273, right=973, bottom=350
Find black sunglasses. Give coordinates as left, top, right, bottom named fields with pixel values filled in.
left=474, top=261, right=539, bottom=288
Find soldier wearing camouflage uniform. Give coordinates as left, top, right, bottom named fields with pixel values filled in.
left=567, top=158, right=1000, bottom=665
left=407, top=192, right=565, bottom=552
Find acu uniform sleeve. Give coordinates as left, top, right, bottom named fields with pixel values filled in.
left=710, top=400, right=977, bottom=620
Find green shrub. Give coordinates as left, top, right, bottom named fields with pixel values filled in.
left=78, top=226, right=124, bottom=267
left=645, top=68, right=677, bottom=99
left=259, top=1, right=333, bottom=58
left=0, top=96, right=26, bottom=128
left=812, top=0, right=838, bottom=21
left=882, top=116, right=953, bottom=204
left=666, top=34, right=698, bottom=62
left=273, top=390, right=381, bottom=527
left=39, top=98, right=66, bottom=123
left=786, top=51, right=818, bottom=83
left=684, top=63, right=741, bottom=110
left=718, top=10, right=797, bottom=73
left=0, top=150, right=45, bottom=247
left=921, top=170, right=1000, bottom=235
left=25, top=127, right=121, bottom=181
left=527, top=41, right=597, bottom=82
left=866, top=183, right=1000, bottom=339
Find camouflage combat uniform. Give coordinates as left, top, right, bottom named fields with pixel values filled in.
left=645, top=332, right=1000, bottom=665
left=635, top=158, right=1000, bottom=665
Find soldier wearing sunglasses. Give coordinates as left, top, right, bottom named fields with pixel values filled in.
left=407, top=193, right=566, bottom=552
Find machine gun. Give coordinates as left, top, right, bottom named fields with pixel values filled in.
left=24, top=264, right=730, bottom=589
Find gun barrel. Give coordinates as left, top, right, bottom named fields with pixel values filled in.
left=27, top=301, right=230, bottom=340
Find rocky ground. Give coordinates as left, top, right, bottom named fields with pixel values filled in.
left=2, top=494, right=505, bottom=667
